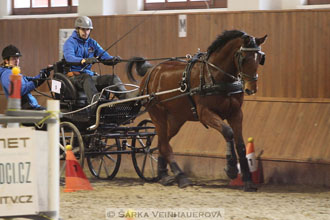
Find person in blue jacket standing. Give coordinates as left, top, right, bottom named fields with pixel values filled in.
left=0, top=45, right=49, bottom=110
left=63, top=16, right=127, bottom=104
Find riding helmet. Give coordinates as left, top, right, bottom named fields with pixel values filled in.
left=74, top=16, right=93, bottom=29
left=2, top=45, right=22, bottom=60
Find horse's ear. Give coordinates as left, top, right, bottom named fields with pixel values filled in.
left=242, top=35, right=251, bottom=45
left=256, top=35, right=268, bottom=46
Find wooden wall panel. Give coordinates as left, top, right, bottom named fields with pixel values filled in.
left=169, top=99, right=330, bottom=163
left=1, top=10, right=329, bottom=98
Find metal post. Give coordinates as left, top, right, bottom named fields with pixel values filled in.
left=47, top=100, right=60, bottom=219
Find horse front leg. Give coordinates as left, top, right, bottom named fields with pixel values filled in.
left=198, top=108, right=238, bottom=180
left=228, top=110, right=257, bottom=192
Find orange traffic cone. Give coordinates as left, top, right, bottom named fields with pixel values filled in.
left=229, top=172, right=244, bottom=186
left=246, top=137, right=261, bottom=184
left=229, top=137, right=262, bottom=186
left=64, top=145, right=93, bottom=192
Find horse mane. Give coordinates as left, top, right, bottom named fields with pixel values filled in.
left=207, top=30, right=246, bottom=58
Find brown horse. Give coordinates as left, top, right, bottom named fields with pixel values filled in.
left=127, top=30, right=267, bottom=191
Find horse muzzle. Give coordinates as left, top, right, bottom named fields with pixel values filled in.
left=245, top=88, right=256, bottom=95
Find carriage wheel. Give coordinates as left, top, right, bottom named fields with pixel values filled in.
left=59, top=121, right=85, bottom=184
left=131, top=119, right=159, bottom=182
left=86, top=137, right=121, bottom=180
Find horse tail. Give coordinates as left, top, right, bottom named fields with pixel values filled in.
left=126, top=57, right=153, bottom=83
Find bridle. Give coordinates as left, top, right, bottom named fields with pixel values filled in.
left=235, top=46, right=265, bottom=83
left=204, top=45, right=265, bottom=83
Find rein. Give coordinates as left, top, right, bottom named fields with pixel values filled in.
left=204, top=61, right=238, bottom=82
left=121, top=56, right=188, bottom=63
left=121, top=44, right=264, bottom=122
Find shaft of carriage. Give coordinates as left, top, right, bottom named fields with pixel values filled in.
left=87, top=87, right=182, bottom=131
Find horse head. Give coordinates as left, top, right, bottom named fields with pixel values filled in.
left=236, top=34, right=267, bottom=95
left=206, top=30, right=267, bottom=95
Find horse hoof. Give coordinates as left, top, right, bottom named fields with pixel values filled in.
left=224, top=166, right=238, bottom=179
left=243, top=181, right=258, bottom=192
left=159, top=175, right=176, bottom=186
left=177, top=174, right=193, bottom=188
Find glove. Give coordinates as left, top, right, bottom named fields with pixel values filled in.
left=113, top=56, right=122, bottom=64
left=33, top=69, right=49, bottom=87
left=39, top=68, right=50, bottom=79
left=82, top=57, right=98, bottom=65
left=102, top=56, right=122, bottom=66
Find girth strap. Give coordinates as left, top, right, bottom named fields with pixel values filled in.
left=191, top=81, right=244, bottom=96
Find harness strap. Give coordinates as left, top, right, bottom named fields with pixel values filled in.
left=180, top=52, right=205, bottom=119
left=190, top=81, right=244, bottom=96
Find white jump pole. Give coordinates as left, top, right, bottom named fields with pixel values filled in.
left=47, top=100, right=60, bottom=219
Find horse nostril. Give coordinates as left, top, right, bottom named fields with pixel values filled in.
left=245, top=89, right=252, bottom=95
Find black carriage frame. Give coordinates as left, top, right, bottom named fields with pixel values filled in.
left=49, top=60, right=159, bottom=182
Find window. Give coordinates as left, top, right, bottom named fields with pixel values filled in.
left=12, top=0, right=78, bottom=15
left=144, top=0, right=227, bottom=10
left=307, top=0, right=330, bottom=4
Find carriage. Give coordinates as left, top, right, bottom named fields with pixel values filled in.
left=47, top=59, right=160, bottom=183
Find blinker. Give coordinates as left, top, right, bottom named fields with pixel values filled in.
left=259, top=53, right=265, bottom=65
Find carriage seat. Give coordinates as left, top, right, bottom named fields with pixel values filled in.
left=53, top=72, right=87, bottom=100
left=52, top=60, right=88, bottom=106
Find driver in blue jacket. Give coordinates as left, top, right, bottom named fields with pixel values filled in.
left=63, top=16, right=127, bottom=105
left=0, top=45, right=49, bottom=110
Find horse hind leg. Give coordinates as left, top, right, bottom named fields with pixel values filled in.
left=148, top=109, right=178, bottom=186
left=158, top=148, right=193, bottom=188
left=157, top=155, right=175, bottom=186
left=168, top=118, right=193, bottom=188
left=167, top=161, right=191, bottom=188
left=157, top=115, right=192, bottom=188
left=152, top=122, right=175, bottom=186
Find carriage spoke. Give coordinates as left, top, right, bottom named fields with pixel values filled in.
left=87, top=138, right=121, bottom=180
left=105, top=154, right=117, bottom=163
left=72, top=147, right=80, bottom=154
left=102, top=157, right=110, bottom=177
left=149, top=154, right=157, bottom=162
left=69, top=131, right=74, bottom=146
left=59, top=153, right=66, bottom=160
left=60, top=161, right=66, bottom=176
left=141, top=150, right=148, bottom=175
left=60, top=127, right=66, bottom=146
left=137, top=136, right=146, bottom=148
left=96, top=157, right=104, bottom=176
left=149, top=154, right=156, bottom=177
left=59, top=143, right=65, bottom=152
left=149, top=135, right=155, bottom=144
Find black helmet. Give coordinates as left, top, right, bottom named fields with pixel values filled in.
left=2, top=45, right=22, bottom=60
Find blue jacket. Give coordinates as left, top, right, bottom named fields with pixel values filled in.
left=63, top=31, right=113, bottom=76
left=0, top=65, right=42, bottom=109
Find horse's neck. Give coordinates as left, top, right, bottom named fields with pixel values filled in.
left=208, top=39, right=240, bottom=82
